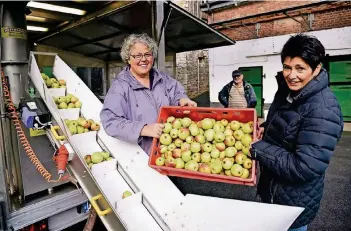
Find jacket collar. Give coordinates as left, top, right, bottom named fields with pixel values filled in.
left=120, top=66, right=163, bottom=90
left=276, top=68, right=329, bottom=102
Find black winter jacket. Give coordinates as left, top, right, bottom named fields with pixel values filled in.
left=251, top=68, right=343, bottom=229
left=218, top=81, right=257, bottom=108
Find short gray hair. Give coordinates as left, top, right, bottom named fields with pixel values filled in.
left=120, top=33, right=158, bottom=63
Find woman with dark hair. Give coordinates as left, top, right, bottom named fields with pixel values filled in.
left=250, top=34, right=344, bottom=231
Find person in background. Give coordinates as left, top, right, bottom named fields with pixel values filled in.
left=251, top=34, right=344, bottom=231
left=218, top=69, right=257, bottom=108
left=100, top=33, right=196, bottom=155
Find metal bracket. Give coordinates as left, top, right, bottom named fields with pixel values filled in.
left=284, top=11, right=313, bottom=31
left=241, top=22, right=258, bottom=38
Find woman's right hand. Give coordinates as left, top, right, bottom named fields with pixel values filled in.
left=141, top=123, right=165, bottom=138
left=257, top=126, right=264, bottom=140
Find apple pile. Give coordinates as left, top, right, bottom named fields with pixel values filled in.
left=64, top=117, right=100, bottom=135
left=53, top=94, right=82, bottom=109
left=84, top=151, right=113, bottom=169
left=41, top=73, right=66, bottom=88
left=155, top=117, right=254, bottom=179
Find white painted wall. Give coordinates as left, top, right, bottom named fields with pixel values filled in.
left=209, top=27, right=351, bottom=107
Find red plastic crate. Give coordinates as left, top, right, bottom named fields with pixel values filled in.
left=148, top=106, right=258, bottom=186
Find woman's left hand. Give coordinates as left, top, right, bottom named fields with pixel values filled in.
left=179, top=98, right=197, bottom=107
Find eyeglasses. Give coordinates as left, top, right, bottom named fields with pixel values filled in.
left=130, top=53, right=153, bottom=60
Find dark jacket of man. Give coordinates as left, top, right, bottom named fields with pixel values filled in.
left=218, top=80, right=257, bottom=108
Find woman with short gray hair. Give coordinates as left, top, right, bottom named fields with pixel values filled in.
left=100, top=33, right=197, bottom=155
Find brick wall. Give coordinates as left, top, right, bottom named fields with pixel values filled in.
left=172, top=0, right=210, bottom=99
left=204, top=1, right=351, bottom=41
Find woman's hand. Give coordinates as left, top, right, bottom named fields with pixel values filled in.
left=140, top=123, right=165, bottom=138
left=179, top=98, right=197, bottom=107
left=257, top=126, right=264, bottom=140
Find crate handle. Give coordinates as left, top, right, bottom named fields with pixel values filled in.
left=197, top=111, right=216, bottom=114
left=183, top=110, right=191, bottom=114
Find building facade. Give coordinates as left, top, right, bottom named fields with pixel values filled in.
left=201, top=1, right=351, bottom=121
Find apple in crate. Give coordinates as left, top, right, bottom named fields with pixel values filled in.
left=155, top=157, right=165, bottom=166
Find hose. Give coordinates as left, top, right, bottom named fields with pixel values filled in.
left=1, top=71, right=61, bottom=183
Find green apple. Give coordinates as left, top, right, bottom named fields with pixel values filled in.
left=167, top=143, right=176, bottom=151
left=234, top=129, right=245, bottom=141
left=242, top=146, right=250, bottom=155
left=204, top=129, right=215, bottom=142
left=185, top=160, right=199, bottom=171
left=201, top=118, right=213, bottom=130
left=172, top=118, right=182, bottom=129
left=199, top=163, right=211, bottom=173
left=231, top=164, right=244, bottom=177
left=170, top=128, right=178, bottom=139
left=174, top=138, right=183, bottom=148
left=210, top=159, right=222, bottom=174
left=195, top=134, right=206, bottom=144
left=75, top=101, right=82, bottom=108
left=241, top=134, right=253, bottom=147
left=166, top=116, right=175, bottom=123
left=163, top=122, right=172, bottom=133
left=122, top=190, right=133, bottom=199
left=222, top=157, right=234, bottom=170
left=59, top=102, right=68, bottom=109
left=214, top=132, right=225, bottom=143
left=225, top=147, right=237, bottom=158
left=181, top=142, right=191, bottom=151
left=230, top=120, right=241, bottom=131
left=241, top=168, right=250, bottom=178
left=159, top=145, right=168, bottom=154
left=213, top=123, right=225, bottom=133
left=160, top=134, right=172, bottom=145
left=155, top=156, right=165, bottom=166
left=210, top=148, right=220, bottom=159
left=224, top=135, right=235, bottom=147
left=190, top=142, right=201, bottom=153
left=235, top=141, right=243, bottom=150
left=192, top=153, right=201, bottom=163
left=225, top=169, right=232, bottom=176
left=181, top=117, right=192, bottom=128
left=242, top=122, right=253, bottom=134
left=165, top=157, right=176, bottom=167
left=235, top=152, right=247, bottom=165
left=221, top=119, right=229, bottom=127
left=189, top=123, right=199, bottom=136
left=175, top=158, right=185, bottom=169
left=215, top=142, right=226, bottom=152
left=201, top=152, right=211, bottom=163
left=181, top=150, right=192, bottom=162
left=178, top=128, right=190, bottom=140
left=224, top=129, right=233, bottom=136
left=172, top=148, right=182, bottom=158
left=243, top=158, right=252, bottom=169
left=186, top=136, right=194, bottom=144
left=202, top=142, right=212, bottom=153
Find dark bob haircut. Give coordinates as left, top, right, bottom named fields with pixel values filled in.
left=281, top=34, right=325, bottom=71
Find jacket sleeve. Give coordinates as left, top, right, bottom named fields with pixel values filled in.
left=165, top=75, right=189, bottom=106
left=218, top=85, right=228, bottom=107
left=248, top=84, right=257, bottom=108
left=252, top=107, right=343, bottom=183
left=100, top=80, right=146, bottom=143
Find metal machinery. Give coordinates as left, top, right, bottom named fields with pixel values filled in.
left=0, top=1, right=303, bottom=231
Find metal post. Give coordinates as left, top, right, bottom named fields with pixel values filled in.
left=155, top=1, right=166, bottom=72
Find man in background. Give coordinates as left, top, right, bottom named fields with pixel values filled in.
left=218, top=70, right=257, bottom=108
